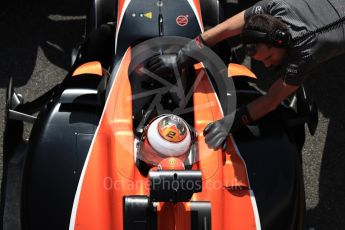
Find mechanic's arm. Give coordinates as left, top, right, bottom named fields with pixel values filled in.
left=247, top=78, right=299, bottom=121
left=146, top=11, right=246, bottom=75
left=203, top=78, right=299, bottom=150
left=201, top=11, right=246, bottom=46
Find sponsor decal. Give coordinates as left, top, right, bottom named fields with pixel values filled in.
left=176, top=15, right=189, bottom=27
left=134, top=12, right=152, bottom=20
left=254, top=6, right=263, bottom=15
left=166, top=131, right=177, bottom=139
left=144, top=12, right=153, bottom=19
left=158, top=157, right=185, bottom=170
left=158, top=115, right=187, bottom=142
left=286, top=64, right=298, bottom=75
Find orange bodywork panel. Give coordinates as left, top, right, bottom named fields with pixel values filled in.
left=192, top=65, right=257, bottom=229
left=228, top=63, right=257, bottom=79
left=223, top=138, right=250, bottom=188
left=117, top=0, right=126, bottom=28
left=193, top=0, right=204, bottom=31
left=72, top=61, right=103, bottom=77
left=73, top=48, right=146, bottom=230
left=71, top=54, right=258, bottom=229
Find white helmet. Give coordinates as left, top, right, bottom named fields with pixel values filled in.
left=138, top=114, right=192, bottom=166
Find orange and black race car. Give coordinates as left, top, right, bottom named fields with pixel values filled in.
left=1, top=0, right=318, bottom=229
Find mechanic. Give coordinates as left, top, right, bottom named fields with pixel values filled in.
left=147, top=0, right=345, bottom=150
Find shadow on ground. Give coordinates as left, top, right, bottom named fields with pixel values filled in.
left=0, top=0, right=86, bottom=229
left=303, top=56, right=345, bottom=230
left=0, top=0, right=86, bottom=87
left=251, top=54, right=345, bottom=230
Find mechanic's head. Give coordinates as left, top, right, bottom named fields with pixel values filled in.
left=241, top=14, right=290, bottom=68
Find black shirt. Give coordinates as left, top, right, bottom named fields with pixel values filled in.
left=245, top=0, right=345, bottom=85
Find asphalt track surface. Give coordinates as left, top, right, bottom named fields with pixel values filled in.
left=1, top=0, right=345, bottom=229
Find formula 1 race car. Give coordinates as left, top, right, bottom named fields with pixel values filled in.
left=1, top=0, right=318, bottom=229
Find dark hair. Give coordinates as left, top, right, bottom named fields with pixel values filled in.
left=244, top=14, right=288, bottom=36
left=242, top=14, right=289, bottom=55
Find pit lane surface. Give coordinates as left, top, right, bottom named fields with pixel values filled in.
left=0, top=0, right=345, bottom=229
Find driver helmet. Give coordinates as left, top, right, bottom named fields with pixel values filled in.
left=138, top=114, right=192, bottom=167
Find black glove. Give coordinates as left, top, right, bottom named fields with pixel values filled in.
left=146, top=54, right=179, bottom=76
left=146, top=35, right=207, bottom=75
left=203, top=106, right=253, bottom=151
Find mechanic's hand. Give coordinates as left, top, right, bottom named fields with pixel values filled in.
left=146, top=54, right=178, bottom=76
left=203, top=106, right=253, bottom=151
left=176, top=35, right=207, bottom=68
left=146, top=35, right=208, bottom=76
left=203, top=113, right=234, bottom=151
